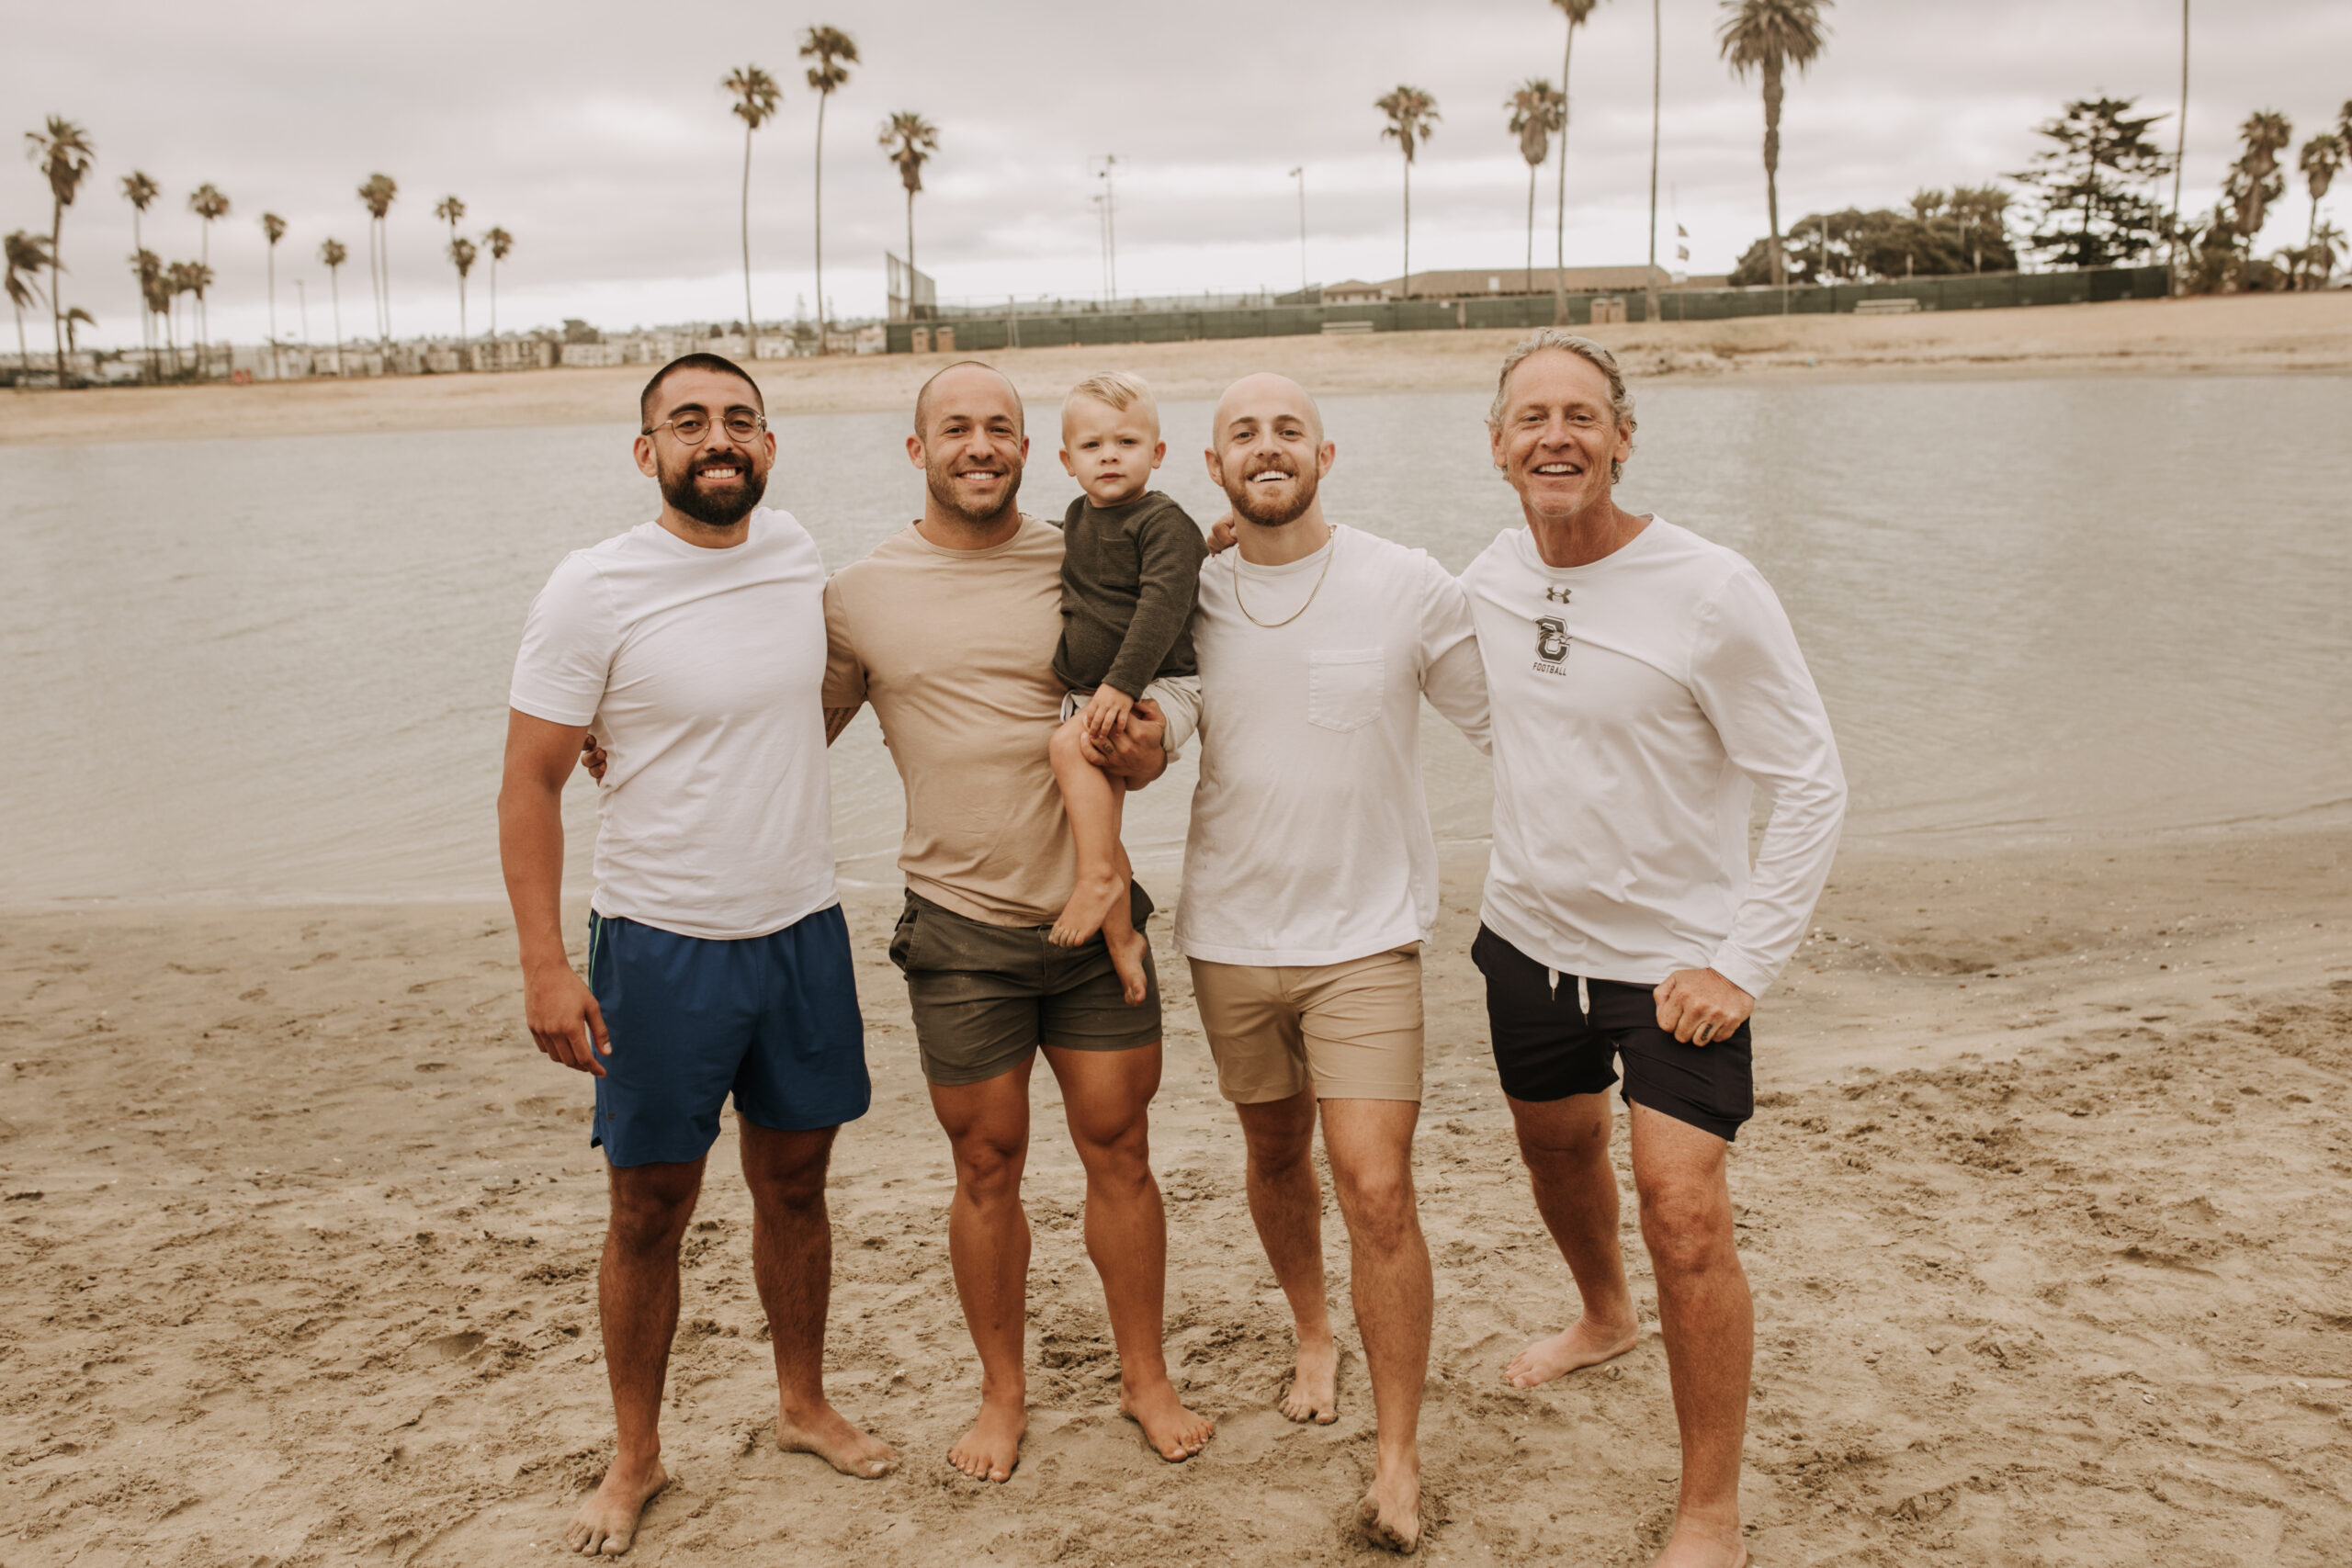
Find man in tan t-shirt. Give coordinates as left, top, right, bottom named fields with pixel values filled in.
left=821, top=360, right=1213, bottom=1483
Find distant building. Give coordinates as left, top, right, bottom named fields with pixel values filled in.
left=1315, top=265, right=1708, bottom=302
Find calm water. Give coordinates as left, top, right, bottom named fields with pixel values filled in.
left=4, top=376, right=2347, bottom=906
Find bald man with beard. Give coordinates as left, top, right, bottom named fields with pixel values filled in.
left=1178, top=374, right=1490, bottom=1553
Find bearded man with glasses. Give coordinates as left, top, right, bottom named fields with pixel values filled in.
left=499, top=355, right=894, bottom=1556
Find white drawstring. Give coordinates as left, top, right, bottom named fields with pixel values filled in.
left=1546, top=966, right=1558, bottom=1002
left=1577, top=974, right=1590, bottom=1019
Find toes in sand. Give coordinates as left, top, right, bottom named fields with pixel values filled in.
left=776, top=1402, right=898, bottom=1479
left=947, top=1399, right=1027, bottom=1483
left=1120, top=1378, right=1215, bottom=1461
left=1358, top=1468, right=1422, bottom=1555
left=1504, top=1316, right=1640, bottom=1389
left=1278, top=1336, right=1340, bottom=1424
left=563, top=1458, right=668, bottom=1557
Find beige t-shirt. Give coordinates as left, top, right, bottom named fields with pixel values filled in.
left=823, top=516, right=1079, bottom=926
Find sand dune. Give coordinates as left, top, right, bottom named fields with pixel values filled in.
left=4, top=291, right=2347, bottom=448
left=4, top=827, right=2346, bottom=1564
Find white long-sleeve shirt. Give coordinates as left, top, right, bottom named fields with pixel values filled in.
left=1178, top=525, right=1491, bottom=966
left=1460, top=520, right=1845, bottom=998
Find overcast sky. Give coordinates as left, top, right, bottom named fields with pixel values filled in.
left=9, top=0, right=2348, bottom=350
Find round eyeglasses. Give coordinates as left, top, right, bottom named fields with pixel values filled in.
left=643, top=411, right=768, bottom=445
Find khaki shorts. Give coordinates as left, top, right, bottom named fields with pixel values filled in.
left=889, top=888, right=1161, bottom=1088
left=1186, top=947, right=1424, bottom=1104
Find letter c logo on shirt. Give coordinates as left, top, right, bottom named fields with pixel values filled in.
left=1535, top=616, right=1570, bottom=664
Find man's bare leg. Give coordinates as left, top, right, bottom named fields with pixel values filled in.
left=738, top=1118, right=897, bottom=1478
left=1501, top=1091, right=1642, bottom=1387
left=1233, top=1090, right=1339, bottom=1424
left=929, top=1060, right=1036, bottom=1482
left=1043, top=1041, right=1213, bottom=1461
left=1046, top=720, right=1147, bottom=1004
left=565, top=1157, right=703, bottom=1556
left=1321, top=1098, right=1430, bottom=1555
left=1629, top=1101, right=1751, bottom=1568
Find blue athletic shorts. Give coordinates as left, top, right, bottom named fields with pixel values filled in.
left=585, top=904, right=870, bottom=1168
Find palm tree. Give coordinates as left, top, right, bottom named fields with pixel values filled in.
left=434, top=194, right=467, bottom=355
left=168, top=261, right=212, bottom=372
left=880, top=111, right=940, bottom=283
left=187, top=183, right=231, bottom=371
left=2228, top=110, right=2293, bottom=244
left=1716, top=0, right=1833, bottom=290
left=121, top=171, right=161, bottom=379
left=133, top=249, right=168, bottom=375
left=1644, top=0, right=1663, bottom=322
left=798, top=27, right=858, bottom=354
left=1376, top=85, right=1440, bottom=299
left=2295, top=132, right=2340, bottom=286
left=261, top=212, right=287, bottom=378
left=724, top=65, right=782, bottom=357
left=6, top=230, right=53, bottom=376
left=24, top=117, right=96, bottom=384
left=320, top=237, right=349, bottom=373
left=357, top=174, right=398, bottom=349
left=484, top=226, right=513, bottom=351
left=1547, top=0, right=1605, bottom=324
left=447, top=236, right=478, bottom=365
left=1507, top=81, right=1566, bottom=296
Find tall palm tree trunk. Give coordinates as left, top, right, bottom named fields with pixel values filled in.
left=1645, top=0, right=1662, bottom=323
left=267, top=248, right=279, bottom=381
left=330, top=267, right=343, bottom=375
left=1554, top=25, right=1577, bottom=323
left=1401, top=160, right=1413, bottom=300
left=15, top=301, right=28, bottom=374
left=813, top=96, right=830, bottom=355
left=50, top=197, right=66, bottom=382
left=489, top=258, right=498, bottom=345
left=907, top=186, right=917, bottom=278
left=1526, top=164, right=1538, bottom=296
left=1763, top=61, right=1786, bottom=292
left=198, top=226, right=211, bottom=377
left=741, top=124, right=757, bottom=357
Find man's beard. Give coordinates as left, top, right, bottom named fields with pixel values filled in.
left=660, top=454, right=767, bottom=527
left=1227, top=459, right=1318, bottom=526
left=924, top=457, right=1022, bottom=525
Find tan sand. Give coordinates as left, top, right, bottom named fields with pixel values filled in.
left=5, top=291, right=2348, bottom=448
left=4, top=827, right=2347, bottom=1564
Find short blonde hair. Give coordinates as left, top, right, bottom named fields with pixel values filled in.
left=1486, top=330, right=1635, bottom=483
left=1064, top=370, right=1158, bottom=420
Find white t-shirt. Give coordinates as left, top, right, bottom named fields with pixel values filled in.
left=1178, top=525, right=1490, bottom=966
left=1461, top=520, right=1845, bottom=998
left=509, top=508, right=837, bottom=941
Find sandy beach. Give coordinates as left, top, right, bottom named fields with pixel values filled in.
left=5, top=291, right=2349, bottom=447
left=4, top=825, right=2347, bottom=1565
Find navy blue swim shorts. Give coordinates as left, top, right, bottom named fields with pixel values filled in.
left=585, top=904, right=870, bottom=1168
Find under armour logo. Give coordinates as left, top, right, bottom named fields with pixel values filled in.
left=1544, top=586, right=1571, bottom=604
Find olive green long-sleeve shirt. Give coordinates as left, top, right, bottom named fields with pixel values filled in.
left=1050, top=490, right=1207, bottom=699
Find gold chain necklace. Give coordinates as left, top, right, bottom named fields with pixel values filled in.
left=1233, top=528, right=1340, bottom=629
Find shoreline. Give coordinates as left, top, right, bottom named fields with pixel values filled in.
left=3, top=824, right=2347, bottom=1562
left=5, top=291, right=2348, bottom=448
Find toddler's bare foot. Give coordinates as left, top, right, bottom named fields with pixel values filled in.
left=1119, top=1376, right=1214, bottom=1461
left=1048, top=868, right=1125, bottom=950
left=1105, top=922, right=1149, bottom=1007
left=562, top=1456, right=667, bottom=1556
left=776, top=1399, right=897, bottom=1478
left=1504, top=1314, right=1640, bottom=1388
left=1278, top=1334, right=1339, bottom=1424
left=946, top=1397, right=1026, bottom=1483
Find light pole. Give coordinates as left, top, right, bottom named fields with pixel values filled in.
left=296, top=278, right=311, bottom=369
left=1291, top=166, right=1307, bottom=290
left=2168, top=0, right=2189, bottom=293
left=1094, top=154, right=1122, bottom=303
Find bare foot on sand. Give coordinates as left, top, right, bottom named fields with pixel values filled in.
left=776, top=1400, right=898, bottom=1478
left=563, top=1456, right=667, bottom=1556
left=1048, top=870, right=1125, bottom=951
left=1358, top=1453, right=1421, bottom=1554
left=1504, top=1315, right=1640, bottom=1389
left=947, top=1398, right=1027, bottom=1482
left=1120, top=1377, right=1214, bottom=1461
left=1652, top=1517, right=1747, bottom=1567
left=1279, top=1334, right=1340, bottom=1424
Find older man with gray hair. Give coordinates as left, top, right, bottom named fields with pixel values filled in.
left=1459, top=330, right=1845, bottom=1568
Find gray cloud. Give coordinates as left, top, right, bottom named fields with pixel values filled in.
left=9, top=0, right=2346, bottom=349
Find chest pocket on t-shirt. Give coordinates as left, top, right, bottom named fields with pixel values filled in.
left=1307, top=649, right=1385, bottom=733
